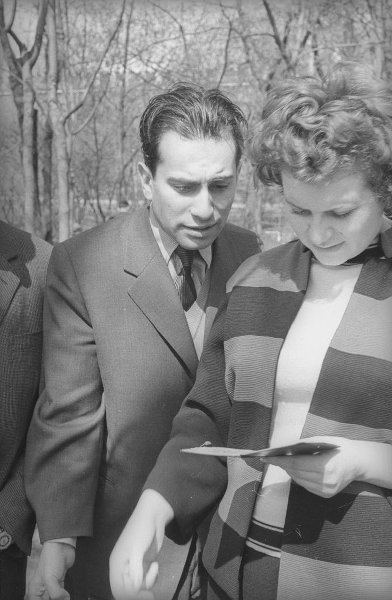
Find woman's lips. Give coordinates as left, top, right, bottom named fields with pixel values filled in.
left=313, top=242, right=344, bottom=251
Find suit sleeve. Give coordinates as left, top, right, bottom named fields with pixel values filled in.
left=0, top=235, right=51, bottom=554
left=145, top=294, right=232, bottom=544
left=0, top=453, right=35, bottom=554
left=25, top=243, right=105, bottom=541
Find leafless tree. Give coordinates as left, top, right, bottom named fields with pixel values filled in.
left=0, top=0, right=49, bottom=232
left=45, top=0, right=126, bottom=240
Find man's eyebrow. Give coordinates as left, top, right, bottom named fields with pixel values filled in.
left=167, top=177, right=198, bottom=185
left=167, top=175, right=234, bottom=185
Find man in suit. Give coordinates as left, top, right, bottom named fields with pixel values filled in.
left=0, top=221, right=51, bottom=599
left=26, top=82, right=260, bottom=600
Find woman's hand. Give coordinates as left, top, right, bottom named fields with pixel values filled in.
left=263, top=436, right=392, bottom=498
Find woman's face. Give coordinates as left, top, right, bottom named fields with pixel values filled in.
left=281, top=170, right=385, bottom=266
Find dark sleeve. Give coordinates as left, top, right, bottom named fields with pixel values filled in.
left=145, top=296, right=231, bottom=544
left=0, top=236, right=51, bottom=555
left=0, top=453, right=35, bottom=554
left=25, top=243, right=105, bottom=541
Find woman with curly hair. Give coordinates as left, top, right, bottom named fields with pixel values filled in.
left=110, top=62, right=392, bottom=600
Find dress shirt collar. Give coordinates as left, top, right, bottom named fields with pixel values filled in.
left=149, top=205, right=212, bottom=268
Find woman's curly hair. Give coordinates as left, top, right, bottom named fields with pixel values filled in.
left=250, top=62, right=392, bottom=208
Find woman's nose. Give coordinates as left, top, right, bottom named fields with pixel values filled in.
left=307, top=217, right=333, bottom=246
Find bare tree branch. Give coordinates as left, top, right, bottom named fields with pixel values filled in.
left=71, top=73, right=111, bottom=135
left=0, top=0, right=21, bottom=76
left=8, top=29, right=26, bottom=53
left=262, top=0, right=292, bottom=68
left=116, top=1, right=135, bottom=205
left=216, top=18, right=233, bottom=88
left=63, top=0, right=126, bottom=125
left=310, top=39, right=386, bottom=52
left=151, top=1, right=189, bottom=60
left=300, top=29, right=311, bottom=50
left=4, top=65, right=49, bottom=120
left=29, top=0, right=49, bottom=67
left=231, top=0, right=271, bottom=92
left=4, top=0, right=16, bottom=30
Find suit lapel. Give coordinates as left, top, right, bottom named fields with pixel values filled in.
left=123, top=208, right=198, bottom=378
left=0, top=225, right=21, bottom=327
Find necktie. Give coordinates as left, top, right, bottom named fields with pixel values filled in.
left=175, top=246, right=197, bottom=311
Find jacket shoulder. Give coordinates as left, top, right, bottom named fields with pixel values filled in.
left=221, top=223, right=261, bottom=261
left=223, top=223, right=260, bottom=246
left=0, top=221, right=52, bottom=272
left=56, top=212, right=134, bottom=274
left=62, top=212, right=128, bottom=252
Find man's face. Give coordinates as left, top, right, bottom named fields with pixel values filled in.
left=139, top=131, right=239, bottom=250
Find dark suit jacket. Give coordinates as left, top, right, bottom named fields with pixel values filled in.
left=0, top=221, right=51, bottom=554
left=25, top=207, right=259, bottom=598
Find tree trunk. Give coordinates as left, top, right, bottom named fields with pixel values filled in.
left=41, top=116, right=53, bottom=242
left=22, top=60, right=37, bottom=233
left=47, top=0, right=71, bottom=241
left=56, top=125, right=71, bottom=242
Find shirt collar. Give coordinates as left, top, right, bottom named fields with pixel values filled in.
left=149, top=206, right=212, bottom=268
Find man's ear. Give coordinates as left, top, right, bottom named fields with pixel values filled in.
left=138, top=162, right=154, bottom=201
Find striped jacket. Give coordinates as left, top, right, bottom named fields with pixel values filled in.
left=148, top=225, right=392, bottom=600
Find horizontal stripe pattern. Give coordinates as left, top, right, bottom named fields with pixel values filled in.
left=278, top=553, right=392, bottom=600
left=311, top=348, right=392, bottom=430
left=224, top=335, right=282, bottom=407
left=245, top=518, right=283, bottom=558
left=199, top=232, right=392, bottom=599
left=228, top=286, right=303, bottom=340
left=226, top=252, right=303, bottom=294
left=218, top=458, right=262, bottom=526
left=354, top=256, right=392, bottom=299
left=229, top=402, right=271, bottom=453
left=284, top=483, right=392, bottom=566
left=302, top=411, right=392, bottom=443
left=331, top=292, right=392, bottom=361
left=203, top=510, right=245, bottom=599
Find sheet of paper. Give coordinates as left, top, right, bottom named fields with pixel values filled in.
left=181, top=441, right=339, bottom=458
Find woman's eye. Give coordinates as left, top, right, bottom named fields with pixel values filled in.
left=210, top=186, right=227, bottom=193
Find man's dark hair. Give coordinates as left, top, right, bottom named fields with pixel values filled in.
left=139, top=82, right=247, bottom=175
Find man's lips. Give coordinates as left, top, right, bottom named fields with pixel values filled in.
left=184, top=223, right=217, bottom=231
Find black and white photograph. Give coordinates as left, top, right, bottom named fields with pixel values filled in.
left=0, top=1, right=391, bottom=599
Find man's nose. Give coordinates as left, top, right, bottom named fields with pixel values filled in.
left=190, top=186, right=214, bottom=220
left=307, top=217, right=333, bottom=246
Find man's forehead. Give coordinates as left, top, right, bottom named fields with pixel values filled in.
left=157, top=130, right=236, bottom=152
left=156, top=145, right=237, bottom=182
